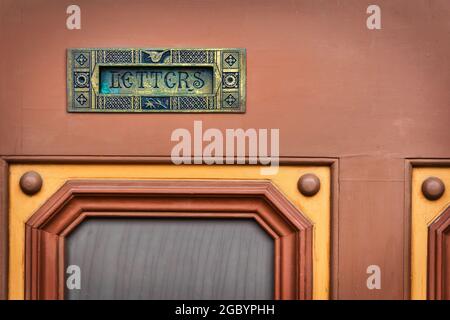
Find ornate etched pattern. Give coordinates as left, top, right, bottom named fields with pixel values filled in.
left=223, top=52, right=239, bottom=68
left=142, top=97, right=169, bottom=110
left=172, top=50, right=214, bottom=64
left=222, top=92, right=239, bottom=109
left=97, top=96, right=133, bottom=110
left=75, top=54, right=88, bottom=66
left=73, top=92, right=90, bottom=108
left=73, top=72, right=90, bottom=88
left=72, top=50, right=90, bottom=69
left=96, top=50, right=104, bottom=63
left=142, top=50, right=170, bottom=63
left=132, top=96, right=140, bottom=109
left=171, top=96, right=212, bottom=110
left=104, top=50, right=133, bottom=63
left=222, top=72, right=239, bottom=89
left=224, top=94, right=237, bottom=106
left=76, top=94, right=88, bottom=106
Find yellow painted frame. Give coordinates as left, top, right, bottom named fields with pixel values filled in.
left=411, top=167, right=450, bottom=299
left=9, top=164, right=331, bottom=300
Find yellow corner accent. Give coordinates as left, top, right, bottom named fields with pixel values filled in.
left=411, top=167, right=450, bottom=299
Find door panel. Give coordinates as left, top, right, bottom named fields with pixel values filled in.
left=8, top=163, right=332, bottom=300
left=66, top=218, right=274, bottom=300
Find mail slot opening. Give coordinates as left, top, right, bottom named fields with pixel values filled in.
left=99, top=66, right=214, bottom=95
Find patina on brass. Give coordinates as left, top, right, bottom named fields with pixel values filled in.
left=67, top=48, right=246, bottom=113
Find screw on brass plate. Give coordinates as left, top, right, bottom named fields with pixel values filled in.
left=19, top=171, right=43, bottom=196
left=297, top=173, right=321, bottom=197
left=422, top=177, right=445, bottom=201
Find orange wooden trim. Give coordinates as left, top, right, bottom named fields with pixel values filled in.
left=427, top=205, right=450, bottom=300
left=25, top=180, right=313, bottom=300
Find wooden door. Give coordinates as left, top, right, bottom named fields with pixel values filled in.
left=0, top=0, right=449, bottom=300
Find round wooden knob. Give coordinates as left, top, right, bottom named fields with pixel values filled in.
left=19, top=171, right=43, bottom=196
left=297, top=173, right=321, bottom=197
left=422, top=177, right=445, bottom=201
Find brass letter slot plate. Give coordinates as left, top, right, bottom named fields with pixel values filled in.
left=67, top=48, right=246, bottom=113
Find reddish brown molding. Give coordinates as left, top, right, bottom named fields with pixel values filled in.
left=2, top=156, right=337, bottom=166
left=428, top=205, right=450, bottom=300
left=0, top=159, right=8, bottom=300
left=25, top=180, right=313, bottom=300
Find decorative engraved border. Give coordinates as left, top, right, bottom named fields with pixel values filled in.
left=67, top=48, right=246, bottom=113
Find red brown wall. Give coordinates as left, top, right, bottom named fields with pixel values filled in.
left=1, top=0, right=450, bottom=299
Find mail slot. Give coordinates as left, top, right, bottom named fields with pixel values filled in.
left=99, top=66, right=214, bottom=95
left=67, top=48, right=246, bottom=112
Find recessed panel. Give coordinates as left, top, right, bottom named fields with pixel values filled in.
left=65, top=218, right=274, bottom=300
